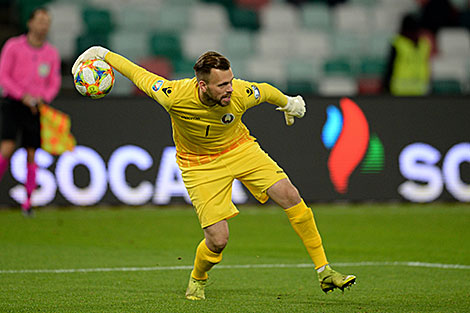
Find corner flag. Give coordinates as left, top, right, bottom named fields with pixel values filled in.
left=39, top=103, right=76, bottom=155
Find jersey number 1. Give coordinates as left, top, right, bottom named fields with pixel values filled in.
left=205, top=125, right=210, bottom=137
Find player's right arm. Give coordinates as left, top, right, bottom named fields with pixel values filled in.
left=0, top=38, right=40, bottom=108
left=0, top=38, right=24, bottom=100
left=71, top=46, right=173, bottom=110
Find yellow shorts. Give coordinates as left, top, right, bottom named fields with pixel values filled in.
left=180, top=141, right=288, bottom=228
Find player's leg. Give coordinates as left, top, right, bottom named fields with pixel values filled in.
left=180, top=161, right=237, bottom=300
left=226, top=142, right=325, bottom=264
left=22, top=147, right=37, bottom=215
left=267, top=179, right=356, bottom=293
left=192, top=219, right=228, bottom=279
left=230, top=142, right=355, bottom=293
left=186, top=220, right=228, bottom=300
left=267, top=179, right=328, bottom=269
left=0, top=140, right=15, bottom=181
left=20, top=105, right=40, bottom=216
left=0, top=98, right=20, bottom=182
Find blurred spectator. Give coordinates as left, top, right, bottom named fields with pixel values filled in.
left=382, top=14, right=432, bottom=96
left=286, top=0, right=308, bottom=6
left=416, top=0, right=460, bottom=35
left=326, top=0, right=348, bottom=6
left=416, top=0, right=461, bottom=54
left=286, top=0, right=347, bottom=6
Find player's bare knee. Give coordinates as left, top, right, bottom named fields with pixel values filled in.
left=268, top=179, right=302, bottom=209
left=282, top=183, right=301, bottom=208
left=0, top=140, right=15, bottom=158
left=215, top=239, right=228, bottom=253
left=208, top=236, right=228, bottom=253
left=203, top=219, right=229, bottom=253
left=287, top=185, right=301, bottom=201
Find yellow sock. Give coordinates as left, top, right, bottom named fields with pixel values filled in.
left=191, top=239, right=222, bottom=280
left=284, top=200, right=328, bottom=269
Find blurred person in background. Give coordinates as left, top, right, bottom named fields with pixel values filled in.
left=0, top=7, right=61, bottom=216
left=416, top=0, right=460, bottom=54
left=383, top=13, right=431, bottom=96
left=72, top=47, right=356, bottom=301
left=416, top=0, right=459, bottom=35
left=272, top=0, right=348, bottom=7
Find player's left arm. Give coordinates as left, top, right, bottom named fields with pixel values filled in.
left=251, top=82, right=306, bottom=126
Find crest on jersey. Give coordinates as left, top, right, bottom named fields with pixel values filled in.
left=38, top=63, right=51, bottom=77
left=251, top=85, right=260, bottom=99
left=221, top=113, right=235, bottom=125
left=152, top=80, right=164, bottom=92
left=245, top=85, right=260, bottom=99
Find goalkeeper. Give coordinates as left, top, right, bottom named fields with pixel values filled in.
left=72, top=47, right=356, bottom=300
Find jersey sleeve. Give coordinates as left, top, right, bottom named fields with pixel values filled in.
left=257, top=82, right=288, bottom=107
left=235, top=79, right=288, bottom=109
left=104, top=51, right=175, bottom=111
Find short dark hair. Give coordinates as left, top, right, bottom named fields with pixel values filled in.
left=400, top=13, right=420, bottom=35
left=28, top=7, right=49, bottom=22
left=193, top=51, right=231, bottom=81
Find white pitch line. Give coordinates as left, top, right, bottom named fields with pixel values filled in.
left=0, top=261, right=469, bottom=274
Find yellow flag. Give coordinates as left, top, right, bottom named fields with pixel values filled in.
left=39, top=104, right=76, bottom=155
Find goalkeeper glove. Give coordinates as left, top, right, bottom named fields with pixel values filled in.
left=276, top=95, right=306, bottom=126
left=71, top=46, right=110, bottom=76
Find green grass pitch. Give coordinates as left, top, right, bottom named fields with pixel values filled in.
left=0, top=203, right=469, bottom=312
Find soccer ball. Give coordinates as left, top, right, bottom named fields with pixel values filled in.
left=74, top=59, right=114, bottom=99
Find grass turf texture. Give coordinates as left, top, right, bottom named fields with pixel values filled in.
left=0, top=204, right=469, bottom=312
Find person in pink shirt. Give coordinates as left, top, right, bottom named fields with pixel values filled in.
left=0, top=7, right=61, bottom=216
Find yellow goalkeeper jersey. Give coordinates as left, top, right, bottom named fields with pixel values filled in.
left=105, top=52, right=287, bottom=167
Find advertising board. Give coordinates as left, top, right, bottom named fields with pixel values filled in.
left=0, top=95, right=468, bottom=207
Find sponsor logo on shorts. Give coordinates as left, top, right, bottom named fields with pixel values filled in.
left=246, top=87, right=253, bottom=97
left=221, top=113, right=235, bottom=124
left=152, top=80, right=164, bottom=92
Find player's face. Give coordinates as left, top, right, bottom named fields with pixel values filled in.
left=203, top=68, right=234, bottom=107
left=28, top=10, right=51, bottom=38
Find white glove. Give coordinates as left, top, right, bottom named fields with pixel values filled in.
left=71, top=46, right=110, bottom=76
left=276, top=95, right=306, bottom=126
